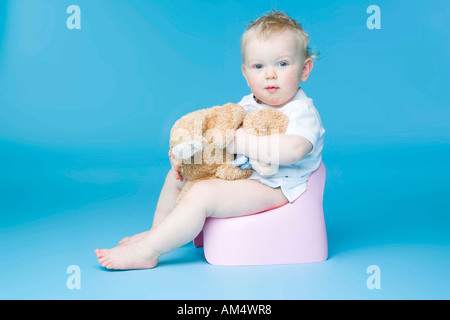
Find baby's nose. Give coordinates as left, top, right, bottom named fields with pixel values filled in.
left=265, top=67, right=277, bottom=79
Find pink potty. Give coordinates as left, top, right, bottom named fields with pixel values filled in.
left=193, top=162, right=327, bottom=266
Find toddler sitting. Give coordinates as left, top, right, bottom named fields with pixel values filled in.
left=95, top=10, right=325, bottom=270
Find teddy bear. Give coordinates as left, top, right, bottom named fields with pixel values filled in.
left=241, top=107, right=290, bottom=177
left=169, top=102, right=289, bottom=205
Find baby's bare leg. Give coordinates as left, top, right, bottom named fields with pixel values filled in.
left=118, top=169, right=186, bottom=245
left=152, top=169, right=186, bottom=226
left=96, top=179, right=288, bottom=270
left=147, top=179, right=288, bottom=256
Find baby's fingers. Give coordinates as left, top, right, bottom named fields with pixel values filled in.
left=171, top=164, right=183, bottom=181
left=174, top=170, right=184, bottom=181
left=175, top=166, right=184, bottom=181
left=169, top=149, right=183, bottom=181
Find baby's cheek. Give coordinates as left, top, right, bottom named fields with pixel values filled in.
left=286, top=71, right=301, bottom=84
left=247, top=79, right=263, bottom=96
left=284, top=73, right=301, bottom=91
left=247, top=77, right=260, bottom=90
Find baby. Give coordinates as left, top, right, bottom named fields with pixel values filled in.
left=95, top=10, right=325, bottom=270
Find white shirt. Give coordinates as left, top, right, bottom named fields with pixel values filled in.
left=237, top=88, right=325, bottom=202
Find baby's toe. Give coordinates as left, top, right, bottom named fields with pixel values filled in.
left=98, top=256, right=108, bottom=264
left=100, top=257, right=112, bottom=268
left=95, top=249, right=109, bottom=258
left=105, top=261, right=115, bottom=269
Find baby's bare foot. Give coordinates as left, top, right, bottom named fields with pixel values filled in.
left=118, top=231, right=149, bottom=246
left=95, top=240, right=158, bottom=270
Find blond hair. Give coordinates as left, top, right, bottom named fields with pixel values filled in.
left=240, top=10, right=318, bottom=63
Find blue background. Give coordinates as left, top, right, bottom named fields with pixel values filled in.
left=1, top=0, right=448, bottom=299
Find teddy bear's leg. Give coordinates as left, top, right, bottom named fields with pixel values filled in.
left=216, top=164, right=253, bottom=180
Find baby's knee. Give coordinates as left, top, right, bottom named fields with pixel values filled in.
left=185, top=180, right=216, bottom=202
left=186, top=180, right=220, bottom=214
left=191, top=179, right=213, bottom=193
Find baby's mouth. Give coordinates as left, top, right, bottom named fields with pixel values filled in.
left=265, top=86, right=279, bottom=92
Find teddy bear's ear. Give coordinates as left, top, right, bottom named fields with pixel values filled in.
left=171, top=140, right=204, bottom=159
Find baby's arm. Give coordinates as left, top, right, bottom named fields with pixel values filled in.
left=227, top=127, right=312, bottom=166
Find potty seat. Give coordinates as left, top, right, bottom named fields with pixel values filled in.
left=193, top=162, right=327, bottom=266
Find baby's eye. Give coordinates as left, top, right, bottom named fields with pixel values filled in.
left=253, top=64, right=263, bottom=69
left=278, top=61, right=288, bottom=67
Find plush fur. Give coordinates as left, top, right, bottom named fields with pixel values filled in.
left=169, top=102, right=289, bottom=205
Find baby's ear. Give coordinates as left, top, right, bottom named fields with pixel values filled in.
left=301, top=58, right=313, bottom=82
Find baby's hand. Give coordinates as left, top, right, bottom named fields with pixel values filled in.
left=169, top=150, right=183, bottom=181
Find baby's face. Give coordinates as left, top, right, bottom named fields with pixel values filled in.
left=242, top=29, right=307, bottom=107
